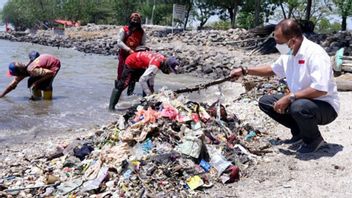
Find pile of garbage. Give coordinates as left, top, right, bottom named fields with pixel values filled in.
left=0, top=89, right=279, bottom=197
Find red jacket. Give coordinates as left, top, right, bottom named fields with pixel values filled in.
left=123, top=26, right=144, bottom=51
left=125, top=51, right=165, bottom=70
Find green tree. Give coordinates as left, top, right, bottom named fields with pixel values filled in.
left=212, top=0, right=242, bottom=28
left=193, top=0, right=216, bottom=29
left=236, top=0, right=268, bottom=29
left=111, top=0, right=140, bottom=25
left=314, top=17, right=341, bottom=33
left=1, top=0, right=34, bottom=30
left=333, top=0, right=352, bottom=31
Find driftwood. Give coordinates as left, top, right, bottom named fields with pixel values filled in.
left=174, top=76, right=232, bottom=94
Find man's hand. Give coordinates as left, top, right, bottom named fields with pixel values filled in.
left=230, top=68, right=243, bottom=81
left=273, top=95, right=291, bottom=114
left=129, top=49, right=134, bottom=54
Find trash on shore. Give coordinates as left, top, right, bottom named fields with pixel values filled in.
left=0, top=80, right=285, bottom=197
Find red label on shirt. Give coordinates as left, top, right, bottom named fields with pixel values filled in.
left=298, top=60, right=305, bottom=64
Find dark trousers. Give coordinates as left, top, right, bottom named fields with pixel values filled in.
left=115, top=66, right=145, bottom=92
left=117, top=51, right=128, bottom=80
left=258, top=94, right=337, bottom=144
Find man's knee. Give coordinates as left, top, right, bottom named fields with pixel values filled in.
left=258, top=95, right=275, bottom=110
left=290, top=99, right=315, bottom=118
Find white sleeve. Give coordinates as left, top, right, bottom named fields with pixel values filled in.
left=139, top=65, right=159, bottom=95
left=309, top=52, right=331, bottom=92
left=116, top=28, right=131, bottom=52
left=271, top=56, right=285, bottom=78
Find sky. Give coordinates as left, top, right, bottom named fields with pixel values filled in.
left=0, top=0, right=6, bottom=9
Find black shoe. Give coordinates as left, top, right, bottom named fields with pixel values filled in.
left=127, top=81, right=136, bottom=96
left=297, top=138, right=326, bottom=153
left=282, top=136, right=303, bottom=144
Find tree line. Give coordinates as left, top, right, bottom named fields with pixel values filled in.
left=1, top=0, right=352, bottom=33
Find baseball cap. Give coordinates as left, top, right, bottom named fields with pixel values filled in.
left=29, top=51, right=40, bottom=61
left=165, top=56, right=179, bottom=73
left=7, top=62, right=17, bottom=77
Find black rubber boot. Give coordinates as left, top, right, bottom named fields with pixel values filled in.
left=109, top=88, right=122, bottom=111
left=127, top=81, right=136, bottom=96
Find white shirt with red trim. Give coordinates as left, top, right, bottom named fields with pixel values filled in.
left=271, top=36, right=340, bottom=113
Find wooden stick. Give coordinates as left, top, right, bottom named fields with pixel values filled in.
left=174, top=76, right=233, bottom=94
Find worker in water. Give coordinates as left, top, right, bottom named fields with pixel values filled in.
left=0, top=53, right=61, bottom=100
left=116, top=12, right=146, bottom=95
left=109, top=51, right=179, bottom=110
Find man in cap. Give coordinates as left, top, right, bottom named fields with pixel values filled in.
left=116, top=12, right=146, bottom=95
left=109, top=51, right=179, bottom=110
left=0, top=53, right=61, bottom=100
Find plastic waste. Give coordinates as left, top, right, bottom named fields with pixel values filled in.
left=73, top=143, right=94, bottom=160
left=81, top=166, right=109, bottom=192
left=123, top=169, right=133, bottom=180
left=160, top=104, right=178, bottom=120
left=44, top=174, right=60, bottom=185
left=225, top=165, right=240, bottom=183
left=191, top=121, right=201, bottom=130
left=132, top=138, right=153, bottom=160
left=83, top=160, right=102, bottom=180
left=209, top=150, right=232, bottom=176
left=57, top=178, right=83, bottom=195
left=186, top=175, right=204, bottom=190
left=118, top=116, right=125, bottom=130
left=199, top=159, right=211, bottom=172
left=176, top=134, right=203, bottom=158
left=244, top=131, right=256, bottom=142
left=142, top=138, right=153, bottom=152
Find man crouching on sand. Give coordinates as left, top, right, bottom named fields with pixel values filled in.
left=230, top=19, right=339, bottom=153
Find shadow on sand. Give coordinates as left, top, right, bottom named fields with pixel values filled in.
left=277, top=142, right=344, bottom=160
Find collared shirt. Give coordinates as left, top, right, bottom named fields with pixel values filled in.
left=271, top=36, right=340, bottom=113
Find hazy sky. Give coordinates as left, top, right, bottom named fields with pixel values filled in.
left=0, top=0, right=6, bottom=9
